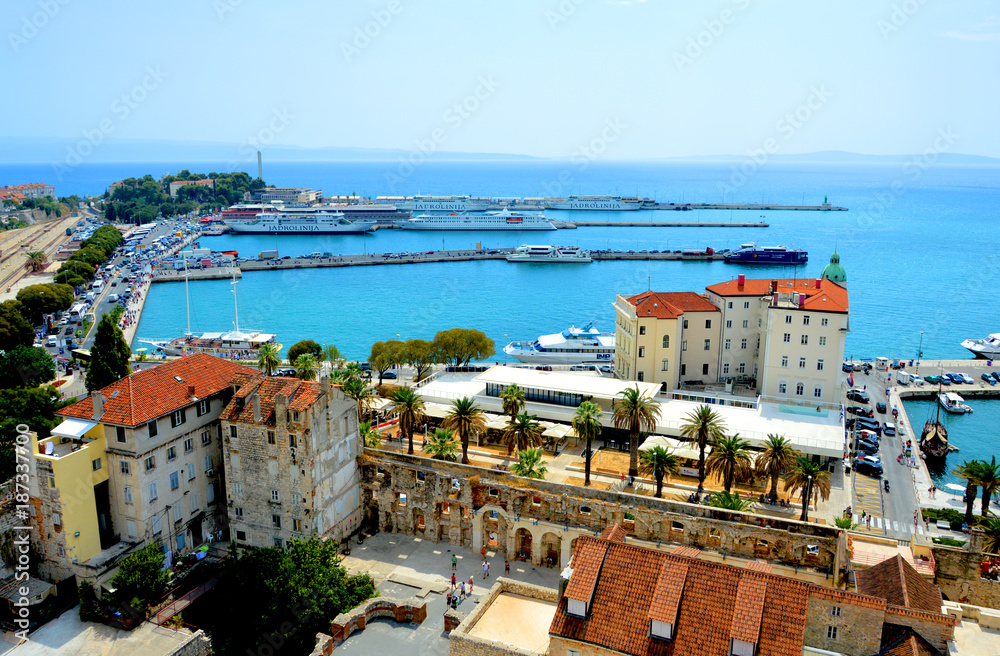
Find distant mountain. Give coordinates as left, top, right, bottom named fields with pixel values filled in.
left=657, top=150, right=1000, bottom=165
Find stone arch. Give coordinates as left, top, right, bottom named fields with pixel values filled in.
left=541, top=532, right=562, bottom=568
left=412, top=506, right=426, bottom=535
left=515, top=527, right=533, bottom=562
left=472, top=504, right=511, bottom=555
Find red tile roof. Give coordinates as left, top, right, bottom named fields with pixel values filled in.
left=624, top=291, right=720, bottom=319
left=57, top=353, right=255, bottom=427
left=745, top=560, right=773, bottom=574
left=648, top=560, right=688, bottom=625
left=705, top=277, right=849, bottom=314
left=730, top=575, right=768, bottom=645
left=220, top=373, right=324, bottom=428
left=599, top=525, right=628, bottom=543
left=880, top=625, right=940, bottom=656
left=564, top=540, right=609, bottom=606
left=671, top=545, right=701, bottom=559
left=855, top=554, right=943, bottom=614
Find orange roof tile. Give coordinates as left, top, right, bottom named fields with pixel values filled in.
left=220, top=374, right=324, bottom=428
left=855, top=554, right=943, bottom=614
left=624, top=291, right=719, bottom=319
left=671, top=545, right=701, bottom=559
left=58, top=353, right=255, bottom=427
left=648, top=559, right=688, bottom=625
left=565, top=540, right=609, bottom=605
left=745, top=560, right=773, bottom=574
left=599, top=525, right=628, bottom=543
left=730, top=575, right=767, bottom=644
left=705, top=277, right=849, bottom=314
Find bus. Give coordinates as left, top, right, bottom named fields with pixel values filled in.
left=70, top=349, right=91, bottom=366
left=69, top=303, right=87, bottom=321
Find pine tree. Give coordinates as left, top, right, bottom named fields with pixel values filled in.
left=86, top=315, right=131, bottom=392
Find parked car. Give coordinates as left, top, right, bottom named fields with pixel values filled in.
left=854, top=458, right=883, bottom=478
left=846, top=406, right=873, bottom=417
left=958, top=373, right=975, bottom=384
left=843, top=362, right=858, bottom=373
left=856, top=443, right=879, bottom=457
left=911, top=374, right=925, bottom=386
left=382, top=371, right=398, bottom=379
left=882, top=422, right=897, bottom=437
left=982, top=372, right=996, bottom=385
left=924, top=375, right=942, bottom=384
left=857, top=429, right=880, bottom=442
left=847, top=389, right=870, bottom=404
left=992, top=372, right=1000, bottom=384
left=850, top=419, right=882, bottom=435
left=271, top=367, right=296, bottom=377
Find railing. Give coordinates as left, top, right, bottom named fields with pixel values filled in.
left=668, top=390, right=759, bottom=409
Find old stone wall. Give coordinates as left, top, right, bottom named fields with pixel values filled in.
left=884, top=606, right=956, bottom=653
left=364, top=450, right=842, bottom=577
left=329, top=597, right=427, bottom=642
left=165, top=630, right=213, bottom=656
left=449, top=578, right=556, bottom=656
left=931, top=542, right=1000, bottom=608
left=803, top=594, right=884, bottom=656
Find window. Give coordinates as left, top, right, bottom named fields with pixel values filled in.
left=235, top=507, right=244, bottom=519
left=727, top=301, right=732, bottom=309
left=152, top=516, right=162, bottom=535
left=650, top=619, right=672, bottom=640
left=144, top=456, right=156, bottom=472
left=821, top=317, right=829, bottom=326
left=202, top=430, right=211, bottom=446
left=184, top=438, right=193, bottom=453
left=743, top=301, right=750, bottom=309
left=783, top=333, right=791, bottom=343
left=293, top=519, right=303, bottom=533
left=236, top=530, right=246, bottom=541
left=173, top=504, right=182, bottom=522
left=170, top=471, right=179, bottom=490
left=148, top=481, right=158, bottom=501
left=725, top=339, right=731, bottom=350
left=722, top=363, right=730, bottom=374
left=126, top=519, right=137, bottom=539
left=170, top=408, right=186, bottom=428
left=176, top=533, right=185, bottom=550
left=726, top=320, right=732, bottom=328
left=233, top=482, right=242, bottom=495
left=741, top=338, right=747, bottom=350
left=819, top=336, right=827, bottom=346
left=167, top=446, right=177, bottom=462
left=742, top=319, right=749, bottom=328
left=116, top=426, right=126, bottom=443
left=638, top=346, right=645, bottom=358
left=681, top=340, right=687, bottom=351
left=637, top=371, right=644, bottom=382
left=705, top=319, right=712, bottom=329
left=205, top=455, right=213, bottom=473
left=273, top=537, right=282, bottom=548
left=417, top=470, right=426, bottom=482
left=683, top=319, right=688, bottom=329
left=738, top=362, right=745, bottom=374
left=292, top=410, right=299, bottom=422
left=271, top=489, right=280, bottom=503
left=661, top=335, right=669, bottom=348
left=803, top=315, right=810, bottom=326
left=196, top=399, right=209, bottom=416
left=785, top=315, right=792, bottom=324
left=779, top=383, right=787, bottom=394
left=814, top=387, right=823, bottom=398
left=704, top=339, right=710, bottom=350
left=781, top=356, right=788, bottom=368
left=796, top=383, right=804, bottom=395
left=799, top=358, right=806, bottom=369
left=827, top=626, right=838, bottom=640
left=801, top=335, right=808, bottom=345
left=817, top=359, right=824, bottom=371
left=190, top=493, right=198, bottom=514
left=680, top=364, right=686, bottom=376
left=579, top=506, right=591, bottom=514
left=267, top=431, right=276, bottom=445
left=289, top=434, right=297, bottom=448
left=702, top=364, right=709, bottom=375
left=661, top=359, right=669, bottom=371
left=639, top=325, right=646, bottom=335
left=229, top=425, right=237, bottom=438
left=272, top=514, right=281, bottom=528
left=147, top=420, right=158, bottom=439
left=92, top=457, right=102, bottom=471
left=120, top=461, right=131, bottom=475
left=187, top=463, right=196, bottom=480
left=123, top=486, right=133, bottom=504
left=831, top=606, right=842, bottom=617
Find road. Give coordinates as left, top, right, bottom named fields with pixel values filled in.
left=0, top=209, right=82, bottom=293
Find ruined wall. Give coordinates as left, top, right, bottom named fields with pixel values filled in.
left=803, top=594, right=884, bottom=656
left=932, top=540, right=1000, bottom=608
left=449, top=578, right=557, bottom=656
left=884, top=606, right=956, bottom=653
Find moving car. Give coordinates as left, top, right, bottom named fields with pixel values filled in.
left=847, top=389, right=870, bottom=404
left=875, top=402, right=887, bottom=414
left=882, top=422, right=897, bottom=437
left=846, top=406, right=873, bottom=417
left=854, top=458, right=883, bottom=478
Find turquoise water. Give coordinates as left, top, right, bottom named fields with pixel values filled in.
left=903, top=398, right=1000, bottom=486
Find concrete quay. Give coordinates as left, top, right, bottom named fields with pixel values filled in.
left=646, top=202, right=847, bottom=211
left=151, top=266, right=242, bottom=282
left=553, top=220, right=769, bottom=228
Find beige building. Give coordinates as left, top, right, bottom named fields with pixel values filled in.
left=613, top=291, right=721, bottom=392
left=221, top=373, right=361, bottom=549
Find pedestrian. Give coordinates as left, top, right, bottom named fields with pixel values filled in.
left=451, top=573, right=456, bottom=590
left=451, top=555, right=457, bottom=571
left=481, top=546, right=487, bottom=560
left=446, top=591, right=452, bottom=607
left=468, top=577, right=474, bottom=594
left=504, top=559, right=510, bottom=576
left=482, top=560, right=488, bottom=579
left=459, top=581, right=466, bottom=600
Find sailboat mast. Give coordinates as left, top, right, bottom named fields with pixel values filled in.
left=231, top=268, right=240, bottom=334
left=184, top=259, right=191, bottom=336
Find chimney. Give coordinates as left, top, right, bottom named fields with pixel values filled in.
left=275, top=394, right=288, bottom=432
left=815, top=278, right=822, bottom=289
left=320, top=373, right=330, bottom=396
left=798, top=294, right=806, bottom=308
left=92, top=392, right=106, bottom=421
left=188, top=385, right=196, bottom=398
left=737, top=274, right=745, bottom=288
left=252, top=393, right=261, bottom=423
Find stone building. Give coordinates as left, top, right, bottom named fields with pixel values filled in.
left=548, top=528, right=955, bottom=656
left=220, top=373, right=361, bottom=548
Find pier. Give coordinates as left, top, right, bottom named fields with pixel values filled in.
left=553, top=220, right=769, bottom=229
left=644, top=202, right=847, bottom=212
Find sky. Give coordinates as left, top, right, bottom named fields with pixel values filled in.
left=4, top=0, right=1000, bottom=159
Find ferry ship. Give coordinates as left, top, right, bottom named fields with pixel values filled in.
left=333, top=203, right=411, bottom=224
left=723, top=242, right=808, bottom=265
left=960, top=333, right=1000, bottom=359
left=395, top=195, right=492, bottom=212
left=503, top=323, right=615, bottom=364
left=219, top=203, right=274, bottom=221
left=506, top=245, right=592, bottom=263
left=547, top=195, right=642, bottom=211
left=398, top=208, right=555, bottom=231
left=225, top=208, right=375, bottom=234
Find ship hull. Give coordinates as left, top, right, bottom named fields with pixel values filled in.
left=725, top=253, right=808, bottom=265
left=399, top=223, right=555, bottom=231
left=548, top=202, right=640, bottom=211
left=503, top=347, right=613, bottom=365
left=225, top=221, right=375, bottom=234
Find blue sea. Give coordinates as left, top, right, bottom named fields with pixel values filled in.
left=5, top=158, right=999, bottom=484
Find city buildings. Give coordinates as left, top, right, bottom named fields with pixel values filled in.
left=248, top=187, right=322, bottom=204
left=168, top=178, right=215, bottom=198
left=220, top=373, right=362, bottom=548
left=0, top=183, right=55, bottom=199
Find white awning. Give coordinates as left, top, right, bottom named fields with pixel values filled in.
left=639, top=435, right=708, bottom=462
left=485, top=414, right=509, bottom=430
left=423, top=402, right=452, bottom=419
left=52, top=418, right=98, bottom=439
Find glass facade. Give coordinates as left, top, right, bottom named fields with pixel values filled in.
left=485, top=382, right=584, bottom=408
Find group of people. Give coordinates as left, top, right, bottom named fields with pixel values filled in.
left=444, top=550, right=511, bottom=611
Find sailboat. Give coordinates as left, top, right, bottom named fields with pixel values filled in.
left=920, top=382, right=950, bottom=459
left=138, top=265, right=278, bottom=360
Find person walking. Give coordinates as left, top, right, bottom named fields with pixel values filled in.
left=504, top=560, right=510, bottom=576
left=451, top=573, right=457, bottom=590
left=459, top=581, right=466, bottom=600
left=451, top=555, right=457, bottom=571
left=482, top=560, right=489, bottom=580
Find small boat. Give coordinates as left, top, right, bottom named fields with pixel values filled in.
left=920, top=420, right=949, bottom=459
left=723, top=242, right=808, bottom=265
left=506, top=245, right=592, bottom=263
left=503, top=321, right=614, bottom=364
left=939, top=391, right=973, bottom=414
left=960, top=333, right=1000, bottom=359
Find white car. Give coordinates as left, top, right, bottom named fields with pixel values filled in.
left=911, top=375, right=924, bottom=386
left=959, top=373, right=975, bottom=385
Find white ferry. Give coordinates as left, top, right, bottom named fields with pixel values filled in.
left=334, top=203, right=410, bottom=223
left=225, top=207, right=375, bottom=234
left=506, top=245, right=592, bottom=263
left=939, top=392, right=973, bottom=414
left=398, top=208, right=555, bottom=231
left=547, top=195, right=641, bottom=211
left=503, top=323, right=615, bottom=364
left=395, top=195, right=492, bottom=212
left=960, top=333, right=1000, bottom=359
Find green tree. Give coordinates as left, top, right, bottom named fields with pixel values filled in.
left=359, top=421, right=381, bottom=448
left=403, top=339, right=438, bottom=382
left=511, top=447, right=548, bottom=479
left=755, top=434, right=800, bottom=502
left=388, top=387, right=425, bottom=455
left=954, top=460, right=984, bottom=526
left=679, top=405, right=727, bottom=493
left=639, top=445, right=680, bottom=498
left=443, top=396, right=486, bottom=464
left=612, top=385, right=660, bottom=479
left=86, top=314, right=131, bottom=392
left=572, top=401, right=603, bottom=486
left=0, top=386, right=71, bottom=479
left=256, top=343, right=280, bottom=376
left=369, top=340, right=405, bottom=385
left=331, top=361, right=366, bottom=386
left=424, top=428, right=459, bottom=462
left=341, top=377, right=376, bottom=421
left=783, top=457, right=832, bottom=522
left=109, top=543, right=170, bottom=610
left=705, top=433, right=753, bottom=493
left=502, top=412, right=542, bottom=456
left=24, top=251, right=47, bottom=273
left=833, top=515, right=858, bottom=530
left=0, top=345, right=56, bottom=389
left=294, top=353, right=318, bottom=381
left=500, top=383, right=525, bottom=422
left=979, top=457, right=1000, bottom=518
left=287, top=339, right=322, bottom=363
left=982, top=514, right=1000, bottom=554
left=432, top=328, right=495, bottom=366
left=707, top=490, right=754, bottom=512
left=0, top=300, right=34, bottom=352
left=322, top=344, right=342, bottom=367
left=16, top=283, right=74, bottom=324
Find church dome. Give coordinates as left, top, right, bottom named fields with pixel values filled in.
left=821, top=252, right=847, bottom=283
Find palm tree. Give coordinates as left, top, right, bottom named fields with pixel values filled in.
left=707, top=490, right=754, bottom=512
left=612, top=386, right=660, bottom=479
left=332, top=361, right=365, bottom=385
left=24, top=251, right=47, bottom=273
left=294, top=353, right=318, bottom=381
left=755, top=434, right=800, bottom=502
left=342, top=377, right=376, bottom=421
left=502, top=413, right=543, bottom=456
left=705, top=433, right=753, bottom=493
left=424, top=428, right=459, bottom=462
left=783, top=458, right=832, bottom=522
left=572, top=401, right=603, bottom=487
left=833, top=515, right=858, bottom=530
left=982, top=514, right=1000, bottom=554
left=679, top=405, right=727, bottom=493
left=359, top=421, right=381, bottom=448
left=639, top=446, right=680, bottom=498
left=256, top=343, right=280, bottom=376
left=979, top=457, right=1000, bottom=518
left=954, top=460, right=985, bottom=526
left=511, top=447, right=548, bottom=479
left=443, top=396, right=487, bottom=465
left=500, top=384, right=525, bottom=422
left=388, top=387, right=425, bottom=455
